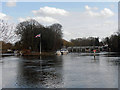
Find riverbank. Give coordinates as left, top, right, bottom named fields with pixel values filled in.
left=1, top=52, right=55, bottom=57
left=21, top=52, right=55, bottom=56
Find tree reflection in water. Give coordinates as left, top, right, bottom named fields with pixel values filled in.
left=16, top=55, right=64, bottom=88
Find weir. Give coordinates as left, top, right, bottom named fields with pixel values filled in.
left=67, top=46, right=109, bottom=52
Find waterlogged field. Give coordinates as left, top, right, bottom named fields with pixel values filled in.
left=1, top=52, right=120, bottom=88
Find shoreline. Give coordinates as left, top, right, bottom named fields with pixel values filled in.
left=20, top=52, right=55, bottom=56
left=1, top=52, right=55, bottom=56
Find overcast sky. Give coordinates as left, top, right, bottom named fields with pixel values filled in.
left=0, top=1, right=118, bottom=41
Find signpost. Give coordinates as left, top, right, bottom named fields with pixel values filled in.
left=93, top=50, right=96, bottom=60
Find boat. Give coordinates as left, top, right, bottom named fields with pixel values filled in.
left=56, top=49, right=69, bottom=55
left=56, top=50, right=62, bottom=55
left=60, top=49, right=69, bottom=55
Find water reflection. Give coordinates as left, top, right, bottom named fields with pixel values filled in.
left=16, top=55, right=64, bottom=88
left=2, top=52, right=120, bottom=88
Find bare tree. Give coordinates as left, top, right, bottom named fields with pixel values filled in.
left=0, top=19, right=19, bottom=43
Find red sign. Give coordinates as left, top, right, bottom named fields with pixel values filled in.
left=93, top=50, right=96, bottom=52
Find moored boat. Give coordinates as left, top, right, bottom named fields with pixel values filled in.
left=56, top=49, right=69, bottom=55
left=56, top=50, right=62, bottom=55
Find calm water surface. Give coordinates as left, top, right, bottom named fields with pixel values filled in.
left=1, top=52, right=120, bottom=88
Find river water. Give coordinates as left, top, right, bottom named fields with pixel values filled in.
left=1, top=52, right=120, bottom=88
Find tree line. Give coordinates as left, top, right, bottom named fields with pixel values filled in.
left=71, top=37, right=100, bottom=46
left=69, top=30, right=120, bottom=52
left=102, top=30, right=120, bottom=52
left=1, top=19, right=120, bottom=52
left=15, top=19, right=63, bottom=52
